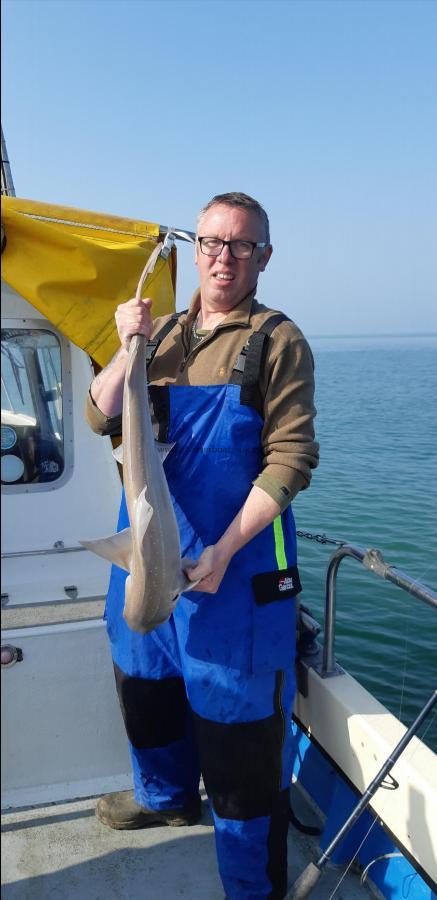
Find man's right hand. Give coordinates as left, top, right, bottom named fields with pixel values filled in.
left=115, top=296, right=154, bottom=351
left=89, top=296, right=154, bottom=418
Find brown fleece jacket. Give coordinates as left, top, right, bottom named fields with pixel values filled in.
left=85, top=290, right=319, bottom=509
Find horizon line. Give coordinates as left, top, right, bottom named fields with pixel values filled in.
left=308, top=331, right=437, bottom=339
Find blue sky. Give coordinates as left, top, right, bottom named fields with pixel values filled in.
left=2, top=0, right=437, bottom=335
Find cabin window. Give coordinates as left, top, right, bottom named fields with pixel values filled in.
left=1, top=328, right=65, bottom=486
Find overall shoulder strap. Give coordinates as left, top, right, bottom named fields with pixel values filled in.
left=146, top=309, right=188, bottom=367
left=146, top=309, right=188, bottom=441
left=230, top=313, right=289, bottom=413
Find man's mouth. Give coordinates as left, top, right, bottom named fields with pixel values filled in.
left=214, top=273, right=235, bottom=281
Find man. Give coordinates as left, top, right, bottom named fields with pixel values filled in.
left=86, top=192, right=318, bottom=899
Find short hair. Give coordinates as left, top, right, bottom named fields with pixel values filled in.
left=197, top=192, right=270, bottom=244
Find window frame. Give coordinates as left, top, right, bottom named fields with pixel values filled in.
left=1, top=318, right=74, bottom=494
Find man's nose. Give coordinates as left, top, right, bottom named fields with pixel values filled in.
left=217, top=242, right=233, bottom=262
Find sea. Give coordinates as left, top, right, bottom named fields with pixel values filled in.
left=292, top=333, right=437, bottom=752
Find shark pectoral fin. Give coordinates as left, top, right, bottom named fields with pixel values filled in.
left=80, top=527, right=132, bottom=571
left=180, top=573, right=200, bottom=592
left=133, top=489, right=154, bottom=544
left=180, top=557, right=201, bottom=592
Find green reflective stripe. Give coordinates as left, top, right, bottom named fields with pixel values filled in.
left=273, top=516, right=287, bottom=569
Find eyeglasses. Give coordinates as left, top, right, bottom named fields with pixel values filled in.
left=197, top=237, right=267, bottom=259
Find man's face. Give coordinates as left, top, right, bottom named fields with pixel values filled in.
left=195, top=204, right=272, bottom=310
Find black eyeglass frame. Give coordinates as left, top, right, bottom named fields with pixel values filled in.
left=197, top=237, right=268, bottom=259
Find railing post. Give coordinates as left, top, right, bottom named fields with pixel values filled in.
left=321, top=544, right=365, bottom=676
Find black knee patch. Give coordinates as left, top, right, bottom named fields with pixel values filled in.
left=192, top=710, right=283, bottom=820
left=113, top=662, right=188, bottom=749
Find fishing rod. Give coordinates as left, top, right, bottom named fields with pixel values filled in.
left=287, top=688, right=437, bottom=899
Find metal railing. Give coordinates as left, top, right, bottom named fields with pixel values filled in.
left=1, top=543, right=86, bottom=559
left=321, top=543, right=437, bottom=677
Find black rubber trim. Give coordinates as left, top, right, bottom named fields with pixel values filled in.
left=113, top=662, right=188, bottom=749
left=192, top=672, right=285, bottom=820
left=266, top=788, right=291, bottom=899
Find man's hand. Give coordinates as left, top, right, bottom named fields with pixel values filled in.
left=185, top=487, right=282, bottom=596
left=115, top=296, right=154, bottom=351
left=186, top=545, right=232, bottom=594
left=90, top=296, right=154, bottom=417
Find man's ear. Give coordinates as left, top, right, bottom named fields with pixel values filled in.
left=259, top=244, right=273, bottom=272
left=194, top=240, right=199, bottom=267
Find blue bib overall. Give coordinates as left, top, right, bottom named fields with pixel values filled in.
left=105, top=336, right=300, bottom=899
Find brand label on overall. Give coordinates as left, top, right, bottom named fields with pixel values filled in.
left=252, top=566, right=302, bottom=606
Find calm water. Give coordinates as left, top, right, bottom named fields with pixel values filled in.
left=292, top=334, right=437, bottom=751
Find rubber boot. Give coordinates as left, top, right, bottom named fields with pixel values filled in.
left=96, top=790, right=202, bottom=830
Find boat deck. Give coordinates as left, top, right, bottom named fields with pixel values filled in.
left=1, top=786, right=374, bottom=900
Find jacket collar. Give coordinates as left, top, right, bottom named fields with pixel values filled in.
left=179, top=287, right=257, bottom=330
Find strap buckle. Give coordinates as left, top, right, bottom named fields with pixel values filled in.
left=233, top=340, right=251, bottom=374
left=145, top=340, right=159, bottom=363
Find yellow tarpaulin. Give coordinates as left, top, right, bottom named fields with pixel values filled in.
left=1, top=197, right=176, bottom=367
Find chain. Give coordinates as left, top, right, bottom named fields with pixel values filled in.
left=296, top=530, right=346, bottom=546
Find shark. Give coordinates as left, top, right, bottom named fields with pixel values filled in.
left=80, top=331, right=197, bottom=634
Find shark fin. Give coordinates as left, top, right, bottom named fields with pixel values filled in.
left=80, top=527, right=132, bottom=571
left=156, top=441, right=175, bottom=462
left=112, top=441, right=174, bottom=467
left=112, top=444, right=124, bottom=465
left=180, top=557, right=201, bottom=592
left=132, top=489, right=154, bottom=544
